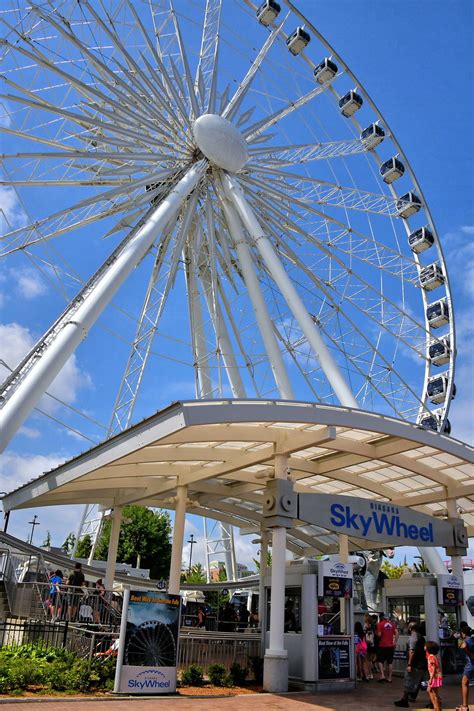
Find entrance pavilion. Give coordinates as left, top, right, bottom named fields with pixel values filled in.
left=2, top=400, right=473, bottom=691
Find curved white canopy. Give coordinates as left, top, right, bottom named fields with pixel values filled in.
left=3, top=400, right=473, bottom=556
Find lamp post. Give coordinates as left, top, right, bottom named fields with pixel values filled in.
left=27, top=514, right=40, bottom=545
left=187, top=534, right=196, bottom=572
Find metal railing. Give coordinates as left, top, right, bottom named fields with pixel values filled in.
left=178, top=630, right=261, bottom=671
left=10, top=582, right=123, bottom=627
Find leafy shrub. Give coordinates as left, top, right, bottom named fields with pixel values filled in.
left=249, top=655, right=263, bottom=683
left=208, top=663, right=227, bottom=687
left=180, top=663, right=204, bottom=686
left=229, top=662, right=248, bottom=686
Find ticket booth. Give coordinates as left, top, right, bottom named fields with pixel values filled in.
left=263, top=559, right=355, bottom=690
left=383, top=573, right=464, bottom=678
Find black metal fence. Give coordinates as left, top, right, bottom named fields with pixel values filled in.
left=0, top=618, right=261, bottom=671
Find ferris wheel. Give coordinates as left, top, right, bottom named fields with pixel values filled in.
left=0, top=0, right=456, bottom=458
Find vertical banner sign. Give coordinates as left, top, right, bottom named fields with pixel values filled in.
left=437, top=574, right=464, bottom=606
left=318, top=561, right=353, bottom=598
left=318, top=637, right=351, bottom=680
left=115, top=589, right=181, bottom=694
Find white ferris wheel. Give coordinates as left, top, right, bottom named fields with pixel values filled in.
left=0, top=1, right=456, bottom=463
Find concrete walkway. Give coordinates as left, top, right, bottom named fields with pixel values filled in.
left=0, top=678, right=465, bottom=710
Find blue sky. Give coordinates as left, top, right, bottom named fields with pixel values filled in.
left=0, top=0, right=472, bottom=570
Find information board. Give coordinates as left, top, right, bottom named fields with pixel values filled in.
left=115, top=589, right=181, bottom=694
left=318, top=637, right=351, bottom=680
left=437, top=574, right=464, bottom=606
left=318, top=561, right=353, bottom=598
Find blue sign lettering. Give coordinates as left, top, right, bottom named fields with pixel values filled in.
left=329, top=503, right=435, bottom=543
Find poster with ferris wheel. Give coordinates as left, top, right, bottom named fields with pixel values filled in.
left=115, top=590, right=181, bottom=694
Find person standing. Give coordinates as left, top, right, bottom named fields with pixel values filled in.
left=457, top=625, right=474, bottom=711
left=377, top=612, right=398, bottom=683
left=67, top=562, right=85, bottom=621
left=425, top=641, right=442, bottom=711
left=394, top=622, right=427, bottom=707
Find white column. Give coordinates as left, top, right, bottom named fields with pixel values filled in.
left=0, top=161, right=207, bottom=451
left=223, top=173, right=358, bottom=408
left=339, top=534, right=349, bottom=634
left=446, top=498, right=467, bottom=622
left=264, top=453, right=289, bottom=693
left=168, top=485, right=188, bottom=595
left=104, top=506, right=122, bottom=590
left=259, top=529, right=269, bottom=656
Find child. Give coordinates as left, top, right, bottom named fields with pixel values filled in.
left=425, top=640, right=442, bottom=711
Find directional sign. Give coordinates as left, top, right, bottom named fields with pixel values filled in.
left=298, top=492, right=456, bottom=547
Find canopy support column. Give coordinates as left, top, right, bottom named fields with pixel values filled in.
left=169, top=484, right=188, bottom=595
left=104, top=506, right=122, bottom=590
left=259, top=528, right=269, bottom=657
left=339, top=534, right=349, bottom=633
left=446, top=498, right=467, bottom=622
left=264, top=453, right=289, bottom=693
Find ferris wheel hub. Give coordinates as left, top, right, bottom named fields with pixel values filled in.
left=192, top=114, right=248, bottom=172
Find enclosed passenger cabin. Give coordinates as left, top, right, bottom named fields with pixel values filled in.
left=427, top=374, right=456, bottom=404
left=314, top=58, right=338, bottom=84
left=426, top=299, right=450, bottom=328
left=419, top=263, right=445, bottom=291
left=429, top=336, right=451, bottom=366
left=396, top=192, right=422, bottom=218
left=360, top=123, right=385, bottom=150
left=380, top=157, right=405, bottom=184
left=339, top=90, right=363, bottom=117
left=420, top=411, right=451, bottom=435
left=409, top=226, right=434, bottom=254
left=286, top=27, right=310, bottom=55
left=256, top=0, right=281, bottom=26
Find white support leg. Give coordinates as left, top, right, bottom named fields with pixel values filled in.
left=169, top=485, right=188, bottom=595
left=217, top=179, right=294, bottom=400
left=104, top=506, right=122, bottom=590
left=264, top=453, right=289, bottom=693
left=0, top=161, right=207, bottom=451
left=88, top=508, right=106, bottom=566
left=222, top=173, right=358, bottom=408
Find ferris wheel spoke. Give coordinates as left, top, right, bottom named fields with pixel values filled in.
left=257, top=198, right=428, bottom=360
left=222, top=14, right=288, bottom=121
left=168, top=1, right=201, bottom=119
left=243, top=83, right=331, bottom=144
left=194, top=0, right=222, bottom=113
left=108, top=215, right=183, bottom=435
left=248, top=166, right=397, bottom=216
left=248, top=136, right=369, bottom=166
left=261, top=221, right=428, bottom=416
left=245, top=185, right=418, bottom=285
left=0, top=169, right=178, bottom=256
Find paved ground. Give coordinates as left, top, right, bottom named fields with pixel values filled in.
left=0, top=678, right=466, bottom=710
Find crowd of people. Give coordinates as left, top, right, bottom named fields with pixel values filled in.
left=353, top=612, right=474, bottom=711
left=45, top=563, right=117, bottom=624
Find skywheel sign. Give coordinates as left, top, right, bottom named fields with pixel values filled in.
left=298, top=492, right=458, bottom=547
left=114, top=589, right=181, bottom=694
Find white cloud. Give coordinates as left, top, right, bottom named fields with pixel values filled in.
left=18, top=426, right=41, bottom=439
left=0, top=101, right=12, bottom=128
left=0, top=321, right=92, bottom=413
left=0, top=451, right=66, bottom=494
left=461, top=226, right=474, bottom=235
left=0, top=186, right=27, bottom=233
left=15, top=269, right=47, bottom=300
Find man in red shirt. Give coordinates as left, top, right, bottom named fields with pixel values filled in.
left=376, top=612, right=399, bottom=682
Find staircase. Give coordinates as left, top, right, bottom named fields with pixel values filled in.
left=0, top=581, right=11, bottom=619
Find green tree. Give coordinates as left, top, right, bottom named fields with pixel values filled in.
left=62, top=532, right=76, bottom=554
left=253, top=550, right=272, bottom=572
left=41, top=531, right=51, bottom=548
left=380, top=560, right=408, bottom=579
left=182, top=563, right=207, bottom=584
left=94, top=505, right=172, bottom=579
left=76, top=534, right=92, bottom=559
